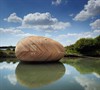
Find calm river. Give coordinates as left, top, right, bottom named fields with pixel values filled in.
left=0, top=58, right=100, bottom=90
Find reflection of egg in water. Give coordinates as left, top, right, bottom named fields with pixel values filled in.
left=15, top=62, right=65, bottom=88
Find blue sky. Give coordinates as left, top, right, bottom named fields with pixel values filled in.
left=0, top=0, right=100, bottom=46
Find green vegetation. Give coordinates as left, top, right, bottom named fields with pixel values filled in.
left=65, top=35, right=100, bottom=57
left=0, top=58, right=18, bottom=63
left=0, top=47, right=15, bottom=58
left=61, top=57, right=100, bottom=75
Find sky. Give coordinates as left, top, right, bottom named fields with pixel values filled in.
left=0, top=0, right=100, bottom=46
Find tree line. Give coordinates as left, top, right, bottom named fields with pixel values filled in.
left=65, top=35, right=100, bottom=56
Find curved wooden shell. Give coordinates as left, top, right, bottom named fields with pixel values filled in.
left=15, top=36, right=65, bottom=61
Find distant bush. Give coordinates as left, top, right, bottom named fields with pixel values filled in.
left=0, top=50, right=8, bottom=57
left=0, top=49, right=15, bottom=58
left=94, top=35, right=100, bottom=49
left=6, top=48, right=11, bottom=51
left=74, top=38, right=95, bottom=55
left=65, top=35, right=100, bottom=56
left=65, top=44, right=78, bottom=54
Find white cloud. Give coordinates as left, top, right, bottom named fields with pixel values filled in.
left=52, top=0, right=62, bottom=5
left=64, top=64, right=71, bottom=75
left=90, top=19, right=100, bottom=29
left=66, top=32, right=92, bottom=38
left=0, top=62, right=18, bottom=70
left=0, top=28, right=24, bottom=34
left=74, top=0, right=100, bottom=21
left=16, top=33, right=34, bottom=37
left=22, top=12, right=58, bottom=26
left=93, top=29, right=100, bottom=32
left=75, top=76, right=100, bottom=90
left=0, top=27, right=34, bottom=37
left=5, top=12, right=71, bottom=32
left=54, top=30, right=100, bottom=46
left=4, top=13, right=22, bottom=23
left=93, top=72, right=100, bottom=78
left=4, top=74, right=17, bottom=85
left=22, top=12, right=71, bottom=31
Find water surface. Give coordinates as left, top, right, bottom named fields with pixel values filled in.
left=0, top=58, right=100, bottom=90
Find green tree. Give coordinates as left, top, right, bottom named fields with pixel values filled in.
left=74, top=38, right=96, bottom=55
left=94, top=35, right=100, bottom=49
left=0, top=50, right=8, bottom=57
left=94, top=35, right=100, bottom=55
left=65, top=35, right=100, bottom=56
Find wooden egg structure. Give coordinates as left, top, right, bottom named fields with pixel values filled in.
left=15, top=36, right=65, bottom=62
